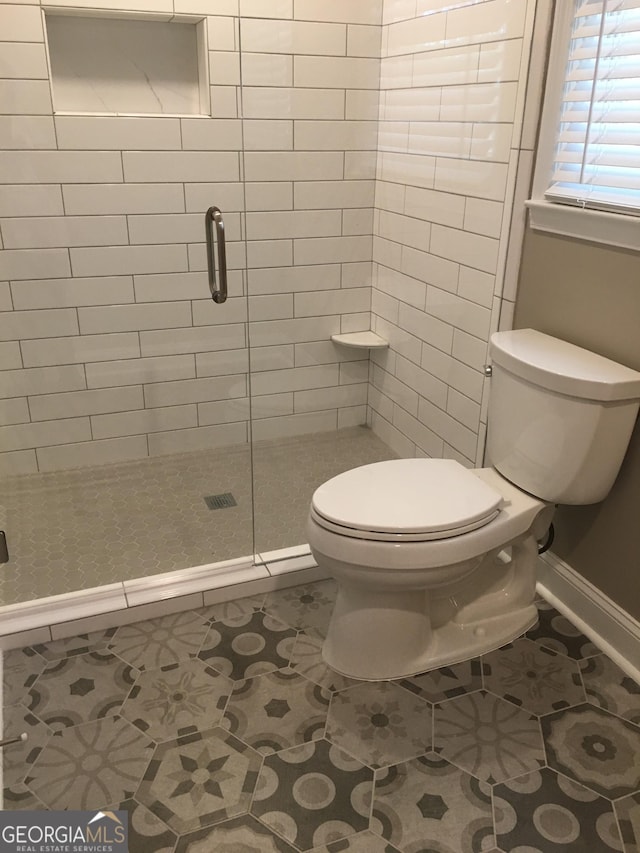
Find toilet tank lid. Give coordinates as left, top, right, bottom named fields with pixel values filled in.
left=490, top=329, right=640, bottom=402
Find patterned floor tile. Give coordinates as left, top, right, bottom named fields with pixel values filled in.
left=197, top=611, right=297, bottom=680
left=581, top=654, right=640, bottom=725
left=251, top=739, right=372, bottom=851
left=175, top=814, right=298, bottom=852
left=2, top=646, right=47, bottom=707
left=2, top=702, right=52, bottom=787
left=4, top=582, right=640, bottom=852
left=433, top=691, right=545, bottom=783
left=2, top=783, right=47, bottom=811
left=224, top=669, right=330, bottom=754
left=482, top=637, right=586, bottom=716
left=526, top=601, right=600, bottom=659
left=28, top=650, right=137, bottom=730
left=400, top=658, right=485, bottom=704
left=327, top=681, right=432, bottom=769
left=119, top=798, right=177, bottom=853
left=121, top=658, right=233, bottom=741
left=33, top=628, right=118, bottom=661
left=309, top=829, right=402, bottom=852
left=615, top=790, right=640, bottom=853
left=542, top=703, right=640, bottom=799
left=136, top=726, right=261, bottom=835
left=25, top=716, right=154, bottom=810
left=371, top=753, right=494, bottom=852
left=288, top=634, right=360, bottom=694
left=198, top=594, right=265, bottom=624
left=108, top=611, right=210, bottom=671
left=494, top=767, right=623, bottom=851
left=263, top=581, right=337, bottom=640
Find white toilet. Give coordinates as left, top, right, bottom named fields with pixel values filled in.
left=307, top=329, right=640, bottom=680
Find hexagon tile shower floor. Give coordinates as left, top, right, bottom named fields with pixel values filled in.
left=0, top=426, right=393, bottom=605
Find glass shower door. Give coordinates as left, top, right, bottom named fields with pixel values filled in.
left=0, top=5, right=254, bottom=607
left=240, top=6, right=395, bottom=561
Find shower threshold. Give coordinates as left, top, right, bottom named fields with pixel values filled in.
left=0, top=545, right=329, bottom=649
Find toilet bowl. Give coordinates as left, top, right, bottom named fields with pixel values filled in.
left=306, top=329, right=640, bottom=681
left=307, top=460, right=550, bottom=680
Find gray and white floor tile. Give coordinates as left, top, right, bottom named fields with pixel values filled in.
left=198, top=593, right=266, bottom=625
left=1, top=703, right=52, bottom=787
left=263, top=580, right=338, bottom=640
left=400, top=657, right=485, bottom=704
left=371, top=753, right=494, bottom=852
left=494, top=766, right=623, bottom=851
left=25, top=716, right=154, bottom=811
left=251, top=739, right=373, bottom=851
left=527, top=600, right=600, bottom=659
left=197, top=611, right=297, bottom=680
left=136, top=726, right=262, bottom=835
left=174, top=814, right=297, bottom=852
left=615, top=790, right=640, bottom=853
left=27, top=650, right=137, bottom=730
left=108, top=611, right=210, bottom=672
left=288, top=633, right=360, bottom=694
left=2, top=646, right=47, bottom=707
left=327, top=681, right=432, bottom=769
left=310, top=829, right=402, bottom=852
left=433, top=690, right=546, bottom=784
left=121, top=659, right=233, bottom=741
left=2, top=579, right=639, bottom=853
left=482, top=636, right=586, bottom=716
left=580, top=653, right=640, bottom=725
left=224, top=668, right=330, bottom=754
left=542, top=703, right=640, bottom=799
left=118, top=798, right=178, bottom=853
left=32, top=628, right=118, bottom=661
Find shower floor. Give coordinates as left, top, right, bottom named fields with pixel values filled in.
left=0, top=426, right=394, bottom=607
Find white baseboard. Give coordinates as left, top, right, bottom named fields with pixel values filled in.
left=537, top=550, right=640, bottom=684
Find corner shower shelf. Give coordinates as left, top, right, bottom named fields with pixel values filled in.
left=331, top=331, right=389, bottom=349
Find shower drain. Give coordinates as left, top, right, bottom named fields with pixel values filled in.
left=204, top=492, right=237, bottom=510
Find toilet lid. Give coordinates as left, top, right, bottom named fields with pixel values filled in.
left=311, top=459, right=503, bottom=537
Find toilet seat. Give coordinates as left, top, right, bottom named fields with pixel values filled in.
left=311, top=458, right=504, bottom=543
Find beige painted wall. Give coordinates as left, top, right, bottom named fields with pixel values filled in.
left=514, top=228, right=640, bottom=620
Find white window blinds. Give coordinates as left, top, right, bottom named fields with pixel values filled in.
left=546, top=0, right=640, bottom=215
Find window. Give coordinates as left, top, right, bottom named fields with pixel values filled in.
left=527, top=0, right=640, bottom=250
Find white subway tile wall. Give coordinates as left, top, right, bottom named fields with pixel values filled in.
left=1, top=0, right=541, bottom=474
left=370, top=0, right=537, bottom=465
left=0, top=3, right=383, bottom=471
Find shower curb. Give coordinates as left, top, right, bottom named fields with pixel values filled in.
left=0, top=548, right=328, bottom=650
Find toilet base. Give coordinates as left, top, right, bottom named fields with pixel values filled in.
left=322, top=598, right=539, bottom=681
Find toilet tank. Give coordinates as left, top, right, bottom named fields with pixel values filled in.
left=487, top=329, right=640, bottom=504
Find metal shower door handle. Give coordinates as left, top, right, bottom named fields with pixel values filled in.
left=205, top=206, right=228, bottom=304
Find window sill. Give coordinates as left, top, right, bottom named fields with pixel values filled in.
left=526, top=200, right=640, bottom=253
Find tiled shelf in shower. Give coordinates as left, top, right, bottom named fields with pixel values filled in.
left=330, top=332, right=388, bottom=349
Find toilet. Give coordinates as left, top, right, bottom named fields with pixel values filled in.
left=307, top=329, right=640, bottom=681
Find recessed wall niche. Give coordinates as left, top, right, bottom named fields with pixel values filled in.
left=44, top=12, right=209, bottom=116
